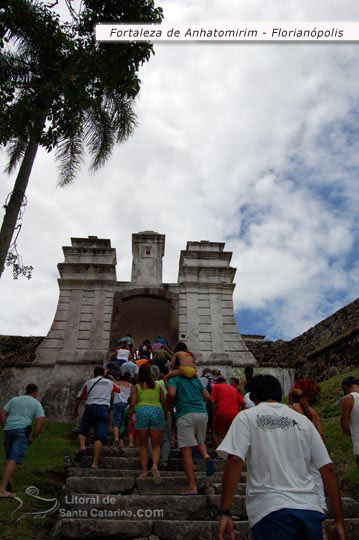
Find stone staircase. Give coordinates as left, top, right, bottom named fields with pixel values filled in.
left=54, top=438, right=359, bottom=540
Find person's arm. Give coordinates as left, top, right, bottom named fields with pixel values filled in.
left=0, top=408, right=8, bottom=427
left=238, top=393, right=245, bottom=411
left=312, top=409, right=323, bottom=438
left=202, top=389, right=211, bottom=402
left=113, top=384, right=121, bottom=394
left=128, top=385, right=138, bottom=427
left=167, top=384, right=176, bottom=410
left=340, top=395, right=353, bottom=436
left=219, top=455, right=244, bottom=540
left=320, top=463, right=345, bottom=540
left=239, top=376, right=246, bottom=395
left=73, top=384, right=87, bottom=418
left=169, top=353, right=178, bottom=370
left=29, top=416, right=45, bottom=444
left=159, top=387, right=168, bottom=421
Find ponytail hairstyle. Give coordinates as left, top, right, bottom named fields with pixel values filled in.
left=289, top=388, right=313, bottom=422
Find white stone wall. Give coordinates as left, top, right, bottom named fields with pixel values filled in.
left=178, top=241, right=256, bottom=367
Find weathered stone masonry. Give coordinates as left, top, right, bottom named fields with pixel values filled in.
left=0, top=231, right=255, bottom=419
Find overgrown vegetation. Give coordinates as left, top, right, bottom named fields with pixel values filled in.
left=314, top=369, right=359, bottom=499
left=283, top=369, right=359, bottom=498
left=0, top=421, right=76, bottom=539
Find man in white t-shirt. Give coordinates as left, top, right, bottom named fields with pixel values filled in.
left=341, top=376, right=359, bottom=469
left=217, top=375, right=345, bottom=540
left=73, top=367, right=121, bottom=469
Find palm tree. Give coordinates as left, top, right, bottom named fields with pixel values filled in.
left=0, top=0, right=163, bottom=278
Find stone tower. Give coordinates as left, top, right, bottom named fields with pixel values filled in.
left=178, top=241, right=255, bottom=371
left=131, top=231, right=165, bottom=286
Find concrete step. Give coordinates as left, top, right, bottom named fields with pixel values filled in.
left=53, top=518, right=359, bottom=540
left=61, top=494, right=245, bottom=520
left=54, top=518, right=252, bottom=540
left=65, top=476, right=245, bottom=496
left=64, top=456, right=226, bottom=472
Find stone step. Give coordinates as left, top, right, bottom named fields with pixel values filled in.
left=54, top=518, right=252, bottom=540
left=61, top=494, right=244, bottom=520
left=64, top=456, right=226, bottom=472
left=85, top=446, right=217, bottom=459
left=53, top=518, right=359, bottom=540
left=66, top=468, right=239, bottom=484
left=65, top=476, right=246, bottom=496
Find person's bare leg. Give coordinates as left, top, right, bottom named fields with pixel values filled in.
left=197, top=442, right=211, bottom=461
left=150, top=429, right=163, bottom=468
left=78, top=434, right=87, bottom=451
left=91, top=440, right=102, bottom=468
left=0, top=461, right=16, bottom=497
left=138, top=429, right=150, bottom=477
left=212, top=430, right=221, bottom=449
left=113, top=427, right=120, bottom=444
left=181, top=447, right=197, bottom=494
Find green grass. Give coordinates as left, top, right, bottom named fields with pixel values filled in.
left=284, top=369, right=359, bottom=499
left=0, top=422, right=76, bottom=539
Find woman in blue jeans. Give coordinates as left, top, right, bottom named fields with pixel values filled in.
left=112, top=373, right=133, bottom=447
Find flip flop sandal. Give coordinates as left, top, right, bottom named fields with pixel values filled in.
left=151, top=467, right=161, bottom=485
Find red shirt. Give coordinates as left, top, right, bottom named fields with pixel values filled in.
left=211, top=383, right=244, bottom=415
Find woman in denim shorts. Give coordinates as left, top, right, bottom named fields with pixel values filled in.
left=128, top=363, right=167, bottom=483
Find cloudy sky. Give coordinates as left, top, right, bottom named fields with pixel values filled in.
left=0, top=0, right=358, bottom=341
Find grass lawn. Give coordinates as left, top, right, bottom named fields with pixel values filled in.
left=0, top=421, right=76, bottom=540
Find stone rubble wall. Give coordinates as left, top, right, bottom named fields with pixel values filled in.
left=244, top=298, right=359, bottom=382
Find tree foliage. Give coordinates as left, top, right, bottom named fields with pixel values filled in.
left=0, top=0, right=163, bottom=277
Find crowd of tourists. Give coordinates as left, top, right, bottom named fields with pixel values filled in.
left=0, top=333, right=358, bottom=540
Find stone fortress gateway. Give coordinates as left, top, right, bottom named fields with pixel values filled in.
left=21, top=231, right=254, bottom=418
left=36, top=231, right=255, bottom=369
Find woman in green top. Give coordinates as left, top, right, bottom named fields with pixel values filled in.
left=128, top=363, right=167, bottom=483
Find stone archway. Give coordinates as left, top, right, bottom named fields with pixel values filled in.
left=109, top=287, right=179, bottom=350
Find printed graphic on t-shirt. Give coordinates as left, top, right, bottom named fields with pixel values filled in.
left=256, top=414, right=308, bottom=431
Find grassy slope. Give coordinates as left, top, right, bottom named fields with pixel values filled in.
left=283, top=369, right=359, bottom=498
left=0, top=422, right=76, bottom=540
left=314, top=369, right=359, bottom=499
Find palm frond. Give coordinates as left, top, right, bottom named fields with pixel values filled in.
left=84, top=105, right=115, bottom=172
left=55, top=133, right=84, bottom=186
left=1, top=49, right=35, bottom=86
left=110, top=96, right=137, bottom=143
left=5, top=136, right=29, bottom=175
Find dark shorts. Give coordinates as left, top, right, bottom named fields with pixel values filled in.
left=112, top=402, right=127, bottom=429
left=252, top=508, right=325, bottom=540
left=80, top=404, right=109, bottom=442
left=4, top=428, right=29, bottom=464
left=213, top=412, right=238, bottom=435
